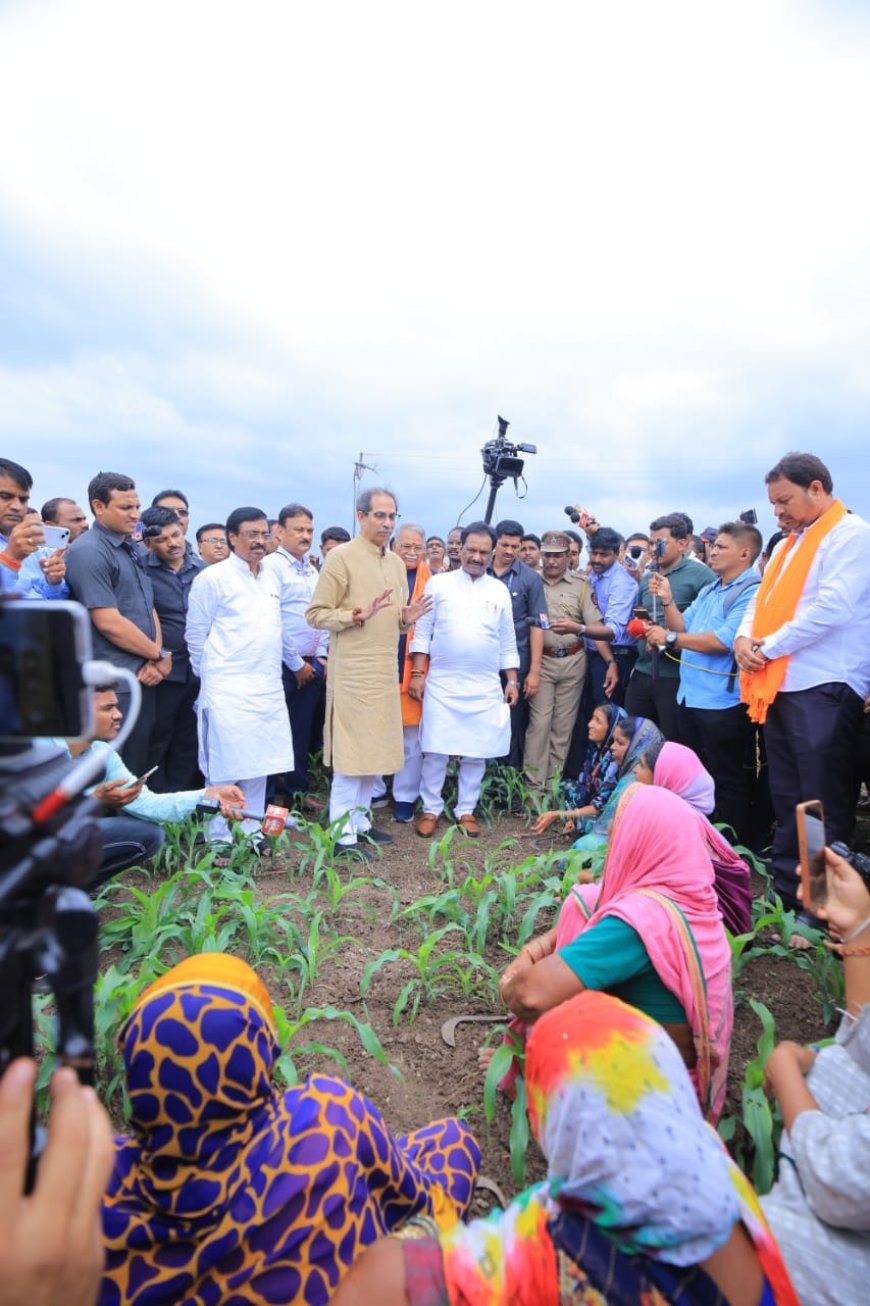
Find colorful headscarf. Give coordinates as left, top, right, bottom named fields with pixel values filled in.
left=100, top=954, right=481, bottom=1305
left=438, top=992, right=797, bottom=1305
left=653, top=742, right=753, bottom=936
left=616, top=714, right=664, bottom=779
left=570, top=703, right=627, bottom=810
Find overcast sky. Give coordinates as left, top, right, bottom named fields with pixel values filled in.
left=2, top=0, right=869, bottom=548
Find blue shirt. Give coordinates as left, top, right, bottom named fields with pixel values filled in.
left=587, top=560, right=638, bottom=647
left=0, top=535, right=68, bottom=600
left=50, top=738, right=206, bottom=823
left=677, top=569, right=760, bottom=709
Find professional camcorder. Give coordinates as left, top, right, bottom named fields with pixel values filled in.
left=0, top=598, right=139, bottom=1188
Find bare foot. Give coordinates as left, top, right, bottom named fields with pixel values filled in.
left=478, top=1045, right=496, bottom=1075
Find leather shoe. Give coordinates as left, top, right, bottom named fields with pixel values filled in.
left=457, top=813, right=480, bottom=838
left=415, top=812, right=439, bottom=838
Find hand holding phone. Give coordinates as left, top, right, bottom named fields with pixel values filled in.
left=796, top=799, right=827, bottom=911
left=132, top=764, right=158, bottom=787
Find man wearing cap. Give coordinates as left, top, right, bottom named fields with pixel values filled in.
left=523, top=530, right=613, bottom=793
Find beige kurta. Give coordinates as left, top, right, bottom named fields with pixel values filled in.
left=306, top=535, right=409, bottom=774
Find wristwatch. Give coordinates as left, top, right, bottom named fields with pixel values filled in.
left=158, top=646, right=169, bottom=659
left=665, top=631, right=679, bottom=648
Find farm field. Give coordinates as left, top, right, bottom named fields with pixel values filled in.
left=42, top=782, right=857, bottom=1210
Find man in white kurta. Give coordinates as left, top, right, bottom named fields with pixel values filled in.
left=185, top=508, right=294, bottom=842
left=409, top=523, right=520, bottom=836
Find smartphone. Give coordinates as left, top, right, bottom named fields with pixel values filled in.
left=41, top=524, right=70, bottom=550
left=132, top=764, right=158, bottom=786
left=0, top=599, right=94, bottom=739
left=796, top=799, right=827, bottom=910
left=131, top=522, right=144, bottom=541
left=633, top=606, right=651, bottom=622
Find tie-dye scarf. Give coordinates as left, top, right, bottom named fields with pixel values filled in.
left=438, top=992, right=798, bottom=1305
left=100, top=954, right=481, bottom=1305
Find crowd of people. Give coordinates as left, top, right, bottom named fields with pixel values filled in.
left=1, top=448, right=869, bottom=1303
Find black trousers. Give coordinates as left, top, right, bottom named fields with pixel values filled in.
left=116, top=684, right=157, bottom=777
left=678, top=701, right=757, bottom=844
left=763, top=682, right=864, bottom=908
left=279, top=661, right=326, bottom=795
left=499, top=659, right=531, bottom=770
left=624, top=668, right=682, bottom=741
left=147, top=677, right=203, bottom=793
left=90, top=814, right=165, bottom=893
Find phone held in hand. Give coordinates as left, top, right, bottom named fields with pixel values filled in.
left=132, top=764, right=158, bottom=786
left=796, top=799, right=827, bottom=911
left=41, top=524, right=71, bottom=550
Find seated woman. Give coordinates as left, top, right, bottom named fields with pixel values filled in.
left=557, top=714, right=664, bottom=862
left=760, top=847, right=870, bottom=1303
left=500, top=785, right=733, bottom=1121
left=99, top=954, right=481, bottom=1305
left=530, top=703, right=626, bottom=836
left=638, top=740, right=752, bottom=935
left=334, top=991, right=799, bottom=1306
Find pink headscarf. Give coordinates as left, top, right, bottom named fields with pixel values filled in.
left=653, top=742, right=715, bottom=815
left=557, top=785, right=733, bottom=1122
left=653, top=742, right=753, bottom=936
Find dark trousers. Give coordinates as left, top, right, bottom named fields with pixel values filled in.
left=279, top=662, right=326, bottom=795
left=116, top=684, right=157, bottom=777
left=624, top=668, right=682, bottom=741
left=91, top=814, right=165, bottom=893
left=499, top=659, right=531, bottom=770
left=678, top=701, right=757, bottom=845
left=764, top=682, right=864, bottom=907
left=565, top=647, right=637, bottom=778
left=147, top=677, right=203, bottom=793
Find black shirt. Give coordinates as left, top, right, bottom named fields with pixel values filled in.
left=65, top=521, right=156, bottom=672
left=486, top=558, right=546, bottom=670
left=144, top=549, right=205, bottom=683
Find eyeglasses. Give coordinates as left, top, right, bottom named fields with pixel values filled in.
left=239, top=530, right=270, bottom=541
left=201, top=536, right=227, bottom=547
left=175, top=509, right=190, bottom=518
left=397, top=542, right=423, bottom=552
left=367, top=511, right=400, bottom=523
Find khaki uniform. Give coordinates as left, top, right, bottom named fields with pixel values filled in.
left=524, top=571, right=603, bottom=789
left=306, top=535, right=409, bottom=775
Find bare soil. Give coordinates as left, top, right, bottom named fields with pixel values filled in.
left=246, top=805, right=829, bottom=1210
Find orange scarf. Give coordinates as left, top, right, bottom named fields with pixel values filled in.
left=740, top=499, right=847, bottom=723
left=400, top=560, right=432, bottom=726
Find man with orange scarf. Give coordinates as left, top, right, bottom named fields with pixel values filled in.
left=734, top=453, right=870, bottom=915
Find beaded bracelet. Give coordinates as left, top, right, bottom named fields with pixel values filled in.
left=840, top=943, right=870, bottom=958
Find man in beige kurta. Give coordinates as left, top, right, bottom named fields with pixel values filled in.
left=306, top=488, right=431, bottom=856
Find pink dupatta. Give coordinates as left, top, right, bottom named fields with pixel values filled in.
left=556, top=785, right=733, bottom=1122
left=653, top=742, right=753, bottom=936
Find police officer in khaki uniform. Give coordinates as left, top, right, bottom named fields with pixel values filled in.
left=523, top=531, right=614, bottom=792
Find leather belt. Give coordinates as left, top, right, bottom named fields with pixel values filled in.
left=543, top=641, right=583, bottom=659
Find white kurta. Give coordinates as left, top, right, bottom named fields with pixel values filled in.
left=185, top=551, right=294, bottom=781
left=411, top=570, right=519, bottom=758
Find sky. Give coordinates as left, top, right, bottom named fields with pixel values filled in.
left=2, top=0, right=870, bottom=548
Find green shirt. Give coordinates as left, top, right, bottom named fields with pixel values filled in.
left=557, top=915, right=687, bottom=1023
left=633, top=556, right=715, bottom=677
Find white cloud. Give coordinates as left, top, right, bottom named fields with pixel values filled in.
left=0, top=0, right=869, bottom=539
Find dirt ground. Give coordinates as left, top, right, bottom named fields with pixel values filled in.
left=247, top=805, right=829, bottom=1211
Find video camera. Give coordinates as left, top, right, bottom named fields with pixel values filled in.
left=0, top=598, right=140, bottom=1188
left=481, top=415, right=537, bottom=484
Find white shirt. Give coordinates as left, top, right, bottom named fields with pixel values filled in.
left=737, top=511, right=870, bottom=696
left=411, top=569, right=519, bottom=757
left=262, top=547, right=328, bottom=670
left=185, top=551, right=293, bottom=779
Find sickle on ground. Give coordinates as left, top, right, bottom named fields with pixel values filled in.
left=440, top=1013, right=505, bottom=1047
